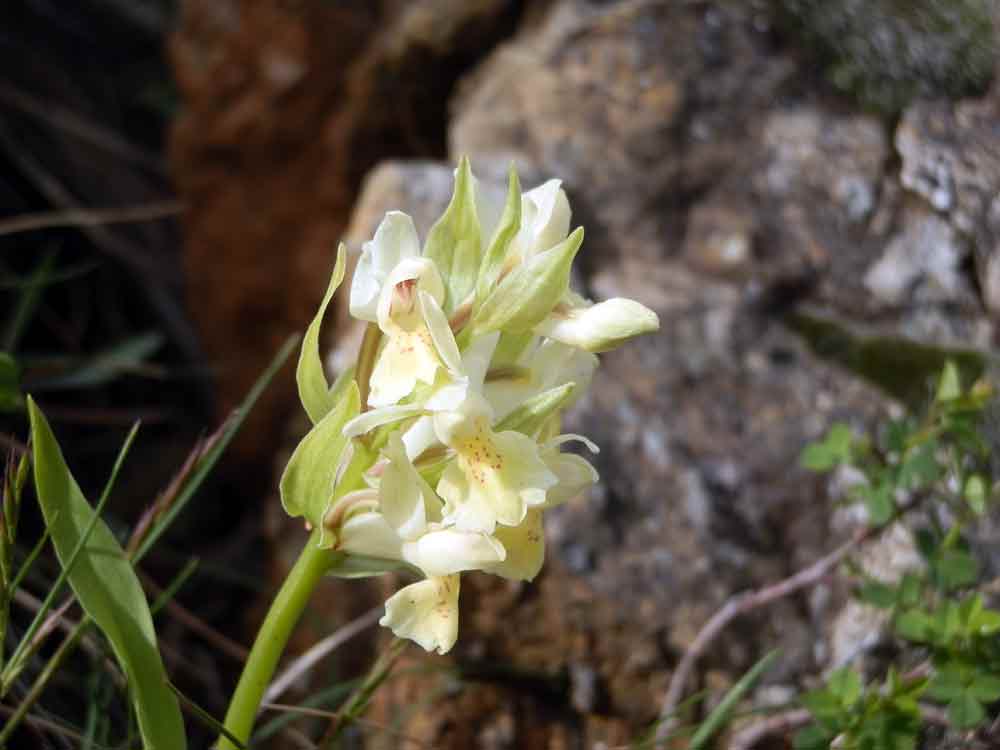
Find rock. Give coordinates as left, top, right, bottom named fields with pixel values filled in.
left=450, top=0, right=793, bottom=268
left=169, top=0, right=519, bottom=478
left=896, top=92, right=1000, bottom=316
left=776, top=0, right=995, bottom=113
left=864, top=207, right=969, bottom=306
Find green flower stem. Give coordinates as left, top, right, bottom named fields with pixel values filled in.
left=217, top=530, right=335, bottom=749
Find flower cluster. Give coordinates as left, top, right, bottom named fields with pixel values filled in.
left=280, top=159, right=658, bottom=653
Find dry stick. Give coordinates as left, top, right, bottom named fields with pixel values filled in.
left=264, top=607, right=382, bottom=703
left=655, top=526, right=874, bottom=742
left=0, top=200, right=183, bottom=238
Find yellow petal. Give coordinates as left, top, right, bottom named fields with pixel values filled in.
left=380, top=575, right=460, bottom=654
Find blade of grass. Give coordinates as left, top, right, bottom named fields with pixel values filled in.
left=132, top=334, right=299, bottom=564
left=149, top=557, right=199, bottom=616
left=689, top=650, right=780, bottom=750
left=3, top=248, right=56, bottom=351
left=1, top=420, right=140, bottom=689
left=167, top=681, right=247, bottom=750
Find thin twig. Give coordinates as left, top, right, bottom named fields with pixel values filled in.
left=656, top=527, right=874, bottom=741
left=11, top=589, right=113, bottom=675
left=264, top=607, right=381, bottom=703
left=0, top=200, right=183, bottom=238
left=726, top=708, right=812, bottom=750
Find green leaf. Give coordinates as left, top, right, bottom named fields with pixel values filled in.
left=859, top=480, right=894, bottom=526
left=494, top=382, right=577, bottom=437
left=970, top=607, right=1000, bottom=636
left=935, top=548, right=978, bottom=591
left=857, top=580, right=898, bottom=609
left=800, top=423, right=853, bottom=471
left=828, top=667, right=863, bottom=707
left=423, top=156, right=481, bottom=314
left=689, top=650, right=779, bottom=749
left=898, top=573, right=922, bottom=607
left=927, top=664, right=967, bottom=702
left=0, top=351, right=23, bottom=412
left=801, top=688, right=844, bottom=727
left=297, top=244, right=347, bottom=425
left=470, top=227, right=584, bottom=336
left=27, top=398, right=187, bottom=750
left=280, top=381, right=361, bottom=529
left=476, top=164, right=521, bottom=304
left=963, top=474, right=988, bottom=515
left=947, top=692, right=985, bottom=729
left=936, top=361, right=962, bottom=402
left=897, top=441, right=941, bottom=490
left=793, top=724, right=834, bottom=750
left=968, top=674, right=1000, bottom=702
left=895, top=609, right=937, bottom=644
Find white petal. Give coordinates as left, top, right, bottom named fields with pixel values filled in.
left=401, top=529, right=505, bottom=577
left=342, top=404, right=423, bottom=438
left=380, top=575, right=460, bottom=654
left=379, top=434, right=440, bottom=538
left=350, top=212, right=420, bottom=321
left=401, top=415, right=440, bottom=459
left=519, top=179, right=570, bottom=258
left=543, top=433, right=600, bottom=454
left=536, top=297, right=660, bottom=353
left=484, top=508, right=545, bottom=581
left=542, top=452, right=599, bottom=507
left=337, top=511, right=403, bottom=560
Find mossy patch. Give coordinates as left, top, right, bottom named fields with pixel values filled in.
left=776, top=0, right=995, bottom=113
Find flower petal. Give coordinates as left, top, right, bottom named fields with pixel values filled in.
left=336, top=511, right=403, bottom=561
left=401, top=528, right=505, bottom=577
left=379, top=434, right=440, bottom=539
left=342, top=403, right=424, bottom=439
left=350, top=212, right=420, bottom=322
left=484, top=508, right=545, bottom=581
left=380, top=575, right=460, bottom=654
left=536, top=297, right=660, bottom=353
left=542, top=452, right=599, bottom=507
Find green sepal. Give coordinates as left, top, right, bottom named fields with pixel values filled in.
left=423, top=156, right=481, bottom=314
left=297, top=243, right=347, bottom=425
left=280, top=381, right=360, bottom=529
left=494, top=382, right=577, bottom=437
left=471, top=227, right=584, bottom=336
left=476, top=165, right=521, bottom=304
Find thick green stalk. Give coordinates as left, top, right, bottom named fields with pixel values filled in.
left=217, top=532, right=334, bottom=749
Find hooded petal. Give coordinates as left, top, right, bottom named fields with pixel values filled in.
left=509, top=179, right=570, bottom=263
left=380, top=575, right=460, bottom=654
left=336, top=510, right=403, bottom=561
left=350, top=212, right=420, bottom=322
